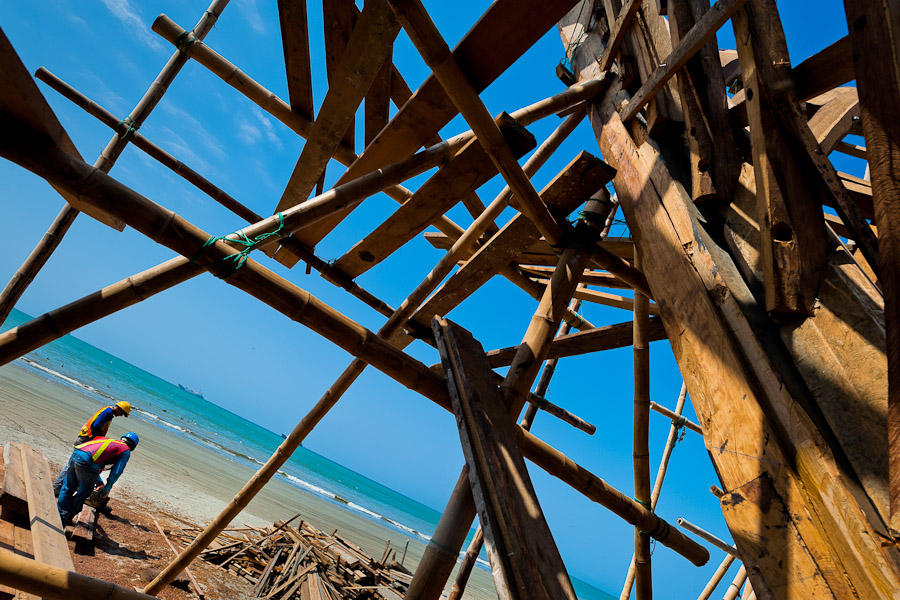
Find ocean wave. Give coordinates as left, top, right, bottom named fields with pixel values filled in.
left=21, top=358, right=118, bottom=403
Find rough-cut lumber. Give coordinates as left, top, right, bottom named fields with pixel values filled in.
left=599, top=0, right=643, bottom=73
left=333, top=114, right=535, bottom=278
left=807, top=86, right=858, bottom=155
left=297, top=0, right=583, bottom=247
left=19, top=444, right=73, bottom=571
left=482, top=318, right=667, bottom=369
left=842, top=0, right=900, bottom=533
left=277, top=0, right=315, bottom=121
left=792, top=34, right=854, bottom=103
left=619, top=0, right=749, bottom=122
left=70, top=506, right=98, bottom=546
left=0, top=444, right=27, bottom=517
left=434, top=318, right=577, bottom=600
left=520, top=266, right=634, bottom=290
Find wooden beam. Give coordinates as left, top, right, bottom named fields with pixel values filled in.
left=277, top=0, right=315, bottom=121
left=519, top=265, right=634, bottom=290
left=843, top=0, right=900, bottom=534
left=434, top=318, right=577, bottom=600
left=792, top=35, right=854, bottom=103
left=619, top=0, right=749, bottom=122
left=20, top=444, right=73, bottom=571
left=298, top=0, right=583, bottom=248
left=807, top=86, right=858, bottom=155
left=323, top=0, right=357, bottom=151
left=599, top=0, right=643, bottom=72
left=332, top=114, right=535, bottom=279
left=0, top=443, right=27, bottom=517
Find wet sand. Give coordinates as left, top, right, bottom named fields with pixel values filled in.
left=0, top=362, right=497, bottom=600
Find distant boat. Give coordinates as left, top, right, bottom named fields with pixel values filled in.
left=177, top=383, right=205, bottom=400
left=281, top=433, right=288, bottom=439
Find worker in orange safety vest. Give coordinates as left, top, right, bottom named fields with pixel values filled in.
left=56, top=432, right=138, bottom=526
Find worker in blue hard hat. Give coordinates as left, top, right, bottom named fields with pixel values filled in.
left=53, top=401, right=133, bottom=497
left=57, top=432, right=139, bottom=527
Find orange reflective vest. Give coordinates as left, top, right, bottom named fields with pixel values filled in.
left=75, top=437, right=130, bottom=465
left=78, top=406, right=114, bottom=439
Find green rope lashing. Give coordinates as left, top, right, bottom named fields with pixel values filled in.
left=568, top=311, right=586, bottom=329
left=191, top=213, right=286, bottom=279
left=116, top=117, right=138, bottom=142
left=175, top=31, right=198, bottom=53
left=575, top=209, right=607, bottom=228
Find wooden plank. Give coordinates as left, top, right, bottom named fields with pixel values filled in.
left=842, top=0, right=900, bottom=533
left=70, top=505, right=98, bottom=546
left=598, top=0, right=643, bottom=73
left=433, top=318, right=577, bottom=600
left=793, top=35, right=854, bottom=103
left=277, top=0, right=315, bottom=121
left=0, top=445, right=27, bottom=517
left=733, top=0, right=827, bottom=314
left=720, top=474, right=834, bottom=598
left=483, top=318, right=667, bottom=369
left=0, top=521, right=16, bottom=596
left=807, top=86, right=858, bottom=155
left=20, top=445, right=73, bottom=571
left=620, top=0, right=749, bottom=122
left=333, top=114, right=534, bottom=278
left=0, top=29, right=122, bottom=229
left=322, top=0, right=357, bottom=152
left=519, top=266, right=634, bottom=289
left=293, top=0, right=582, bottom=247
left=13, top=525, right=39, bottom=600
left=396, top=152, right=614, bottom=347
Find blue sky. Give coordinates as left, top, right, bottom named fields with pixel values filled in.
left=0, top=0, right=862, bottom=596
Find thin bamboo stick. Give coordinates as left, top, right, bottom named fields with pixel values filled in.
left=620, top=383, right=688, bottom=600
left=676, top=518, right=738, bottom=556
left=447, top=527, right=484, bottom=600
left=695, top=554, right=736, bottom=600
left=632, top=247, right=652, bottom=600
left=389, top=0, right=567, bottom=248
left=650, top=401, right=703, bottom=435
left=0, top=0, right=229, bottom=327
left=0, top=548, right=159, bottom=600
left=152, top=518, right=204, bottom=599
left=722, top=565, right=747, bottom=600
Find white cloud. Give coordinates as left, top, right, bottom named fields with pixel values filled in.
left=99, top=0, right=164, bottom=52
left=238, top=0, right=267, bottom=34
left=158, top=100, right=227, bottom=162
left=237, top=119, right=262, bottom=146
left=251, top=106, right=283, bottom=150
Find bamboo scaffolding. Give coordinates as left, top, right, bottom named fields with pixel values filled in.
left=722, top=565, right=747, bottom=600
left=676, top=519, right=738, bottom=557
left=0, top=0, right=228, bottom=328
left=620, top=383, right=689, bottom=600
left=632, top=249, right=652, bottom=600
left=696, top=554, right=736, bottom=600
left=649, top=401, right=702, bottom=435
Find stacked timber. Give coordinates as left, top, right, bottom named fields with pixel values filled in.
left=166, top=515, right=411, bottom=599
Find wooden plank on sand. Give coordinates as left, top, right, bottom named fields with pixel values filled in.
left=0, top=444, right=27, bottom=517
left=70, top=505, right=98, bottom=546
left=433, top=318, right=576, bottom=600
left=20, top=444, right=73, bottom=571
left=332, top=113, right=535, bottom=279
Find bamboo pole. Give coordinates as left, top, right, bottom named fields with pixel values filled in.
left=388, top=0, right=567, bottom=248
left=0, top=548, right=160, bottom=600
left=650, top=401, right=703, bottom=435
left=152, top=518, right=205, bottom=599
left=620, top=383, right=688, bottom=600
left=448, top=298, right=580, bottom=600
left=676, top=518, right=739, bottom=556
left=632, top=248, right=652, bottom=600
left=696, top=554, right=736, bottom=600
left=722, top=565, right=747, bottom=600
left=0, top=0, right=229, bottom=327
left=34, top=66, right=396, bottom=319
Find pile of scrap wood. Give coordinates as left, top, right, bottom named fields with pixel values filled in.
left=165, top=513, right=412, bottom=600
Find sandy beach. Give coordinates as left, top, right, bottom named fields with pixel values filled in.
left=0, top=361, right=497, bottom=600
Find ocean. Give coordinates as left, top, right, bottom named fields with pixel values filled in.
left=1, top=308, right=615, bottom=600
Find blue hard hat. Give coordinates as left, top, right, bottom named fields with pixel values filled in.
left=121, top=432, right=139, bottom=449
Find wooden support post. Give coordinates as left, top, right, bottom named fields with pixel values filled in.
left=632, top=249, right=652, bottom=600
left=842, top=0, right=900, bottom=535
left=732, top=0, right=828, bottom=314
left=435, top=318, right=577, bottom=600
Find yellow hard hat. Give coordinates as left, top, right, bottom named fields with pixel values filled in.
left=115, top=401, right=132, bottom=416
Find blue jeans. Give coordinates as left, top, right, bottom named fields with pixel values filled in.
left=53, top=436, right=92, bottom=497
left=57, top=450, right=99, bottom=525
